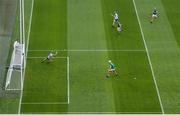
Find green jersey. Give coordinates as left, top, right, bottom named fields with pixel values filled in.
left=109, top=63, right=115, bottom=69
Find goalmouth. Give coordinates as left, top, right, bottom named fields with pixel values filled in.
left=5, top=41, right=25, bottom=90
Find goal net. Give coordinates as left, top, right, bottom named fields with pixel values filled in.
left=5, top=41, right=24, bottom=90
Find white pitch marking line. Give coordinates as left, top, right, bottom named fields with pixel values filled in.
left=27, top=57, right=67, bottom=59
left=21, top=111, right=162, bottom=114
left=67, top=57, right=70, bottom=104
left=132, top=0, right=164, bottom=114
left=72, top=112, right=162, bottom=113
left=18, top=0, right=23, bottom=113
left=18, top=0, right=34, bottom=114
left=28, top=49, right=145, bottom=52
left=21, top=102, right=68, bottom=105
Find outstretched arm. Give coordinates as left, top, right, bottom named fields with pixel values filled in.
left=53, top=51, right=58, bottom=56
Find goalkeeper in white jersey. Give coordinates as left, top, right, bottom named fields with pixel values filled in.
left=41, top=51, right=58, bottom=63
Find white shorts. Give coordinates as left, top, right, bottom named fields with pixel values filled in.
left=117, top=27, right=121, bottom=32
left=152, top=14, right=158, bottom=18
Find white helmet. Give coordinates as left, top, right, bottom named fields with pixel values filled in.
left=108, top=60, right=112, bottom=63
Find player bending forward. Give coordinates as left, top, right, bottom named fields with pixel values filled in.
left=41, top=51, right=58, bottom=63
left=150, top=8, right=158, bottom=23
left=106, top=60, right=118, bottom=78
left=112, top=11, right=119, bottom=27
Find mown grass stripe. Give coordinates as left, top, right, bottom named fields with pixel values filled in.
left=67, top=0, right=116, bottom=112
left=21, top=0, right=68, bottom=113
left=132, top=0, right=164, bottom=113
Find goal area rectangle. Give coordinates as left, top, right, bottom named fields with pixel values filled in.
left=21, top=57, right=69, bottom=108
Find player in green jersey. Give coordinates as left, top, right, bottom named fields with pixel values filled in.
left=106, top=60, right=118, bottom=78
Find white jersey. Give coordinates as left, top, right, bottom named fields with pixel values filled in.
left=47, top=53, right=53, bottom=59
left=114, top=13, right=118, bottom=20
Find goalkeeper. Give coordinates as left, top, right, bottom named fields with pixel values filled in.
left=41, top=51, right=58, bottom=63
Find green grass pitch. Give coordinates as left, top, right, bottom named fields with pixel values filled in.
left=2, top=0, right=180, bottom=114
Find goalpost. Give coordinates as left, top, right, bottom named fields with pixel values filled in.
left=5, top=41, right=25, bottom=90
left=5, top=0, right=26, bottom=90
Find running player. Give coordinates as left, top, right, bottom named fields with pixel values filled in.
left=41, top=51, right=58, bottom=63
left=112, top=11, right=119, bottom=27
left=106, top=60, right=118, bottom=78
left=150, top=8, right=158, bottom=23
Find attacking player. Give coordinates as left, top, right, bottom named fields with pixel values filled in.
left=41, top=51, right=58, bottom=63
left=150, top=8, right=158, bottom=23
left=106, top=60, right=118, bottom=78
left=112, top=11, right=119, bottom=27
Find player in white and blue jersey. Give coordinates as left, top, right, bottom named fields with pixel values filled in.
left=150, top=8, right=158, bottom=23
left=112, top=11, right=119, bottom=27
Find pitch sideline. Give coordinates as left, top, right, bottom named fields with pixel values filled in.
left=132, top=0, right=164, bottom=114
